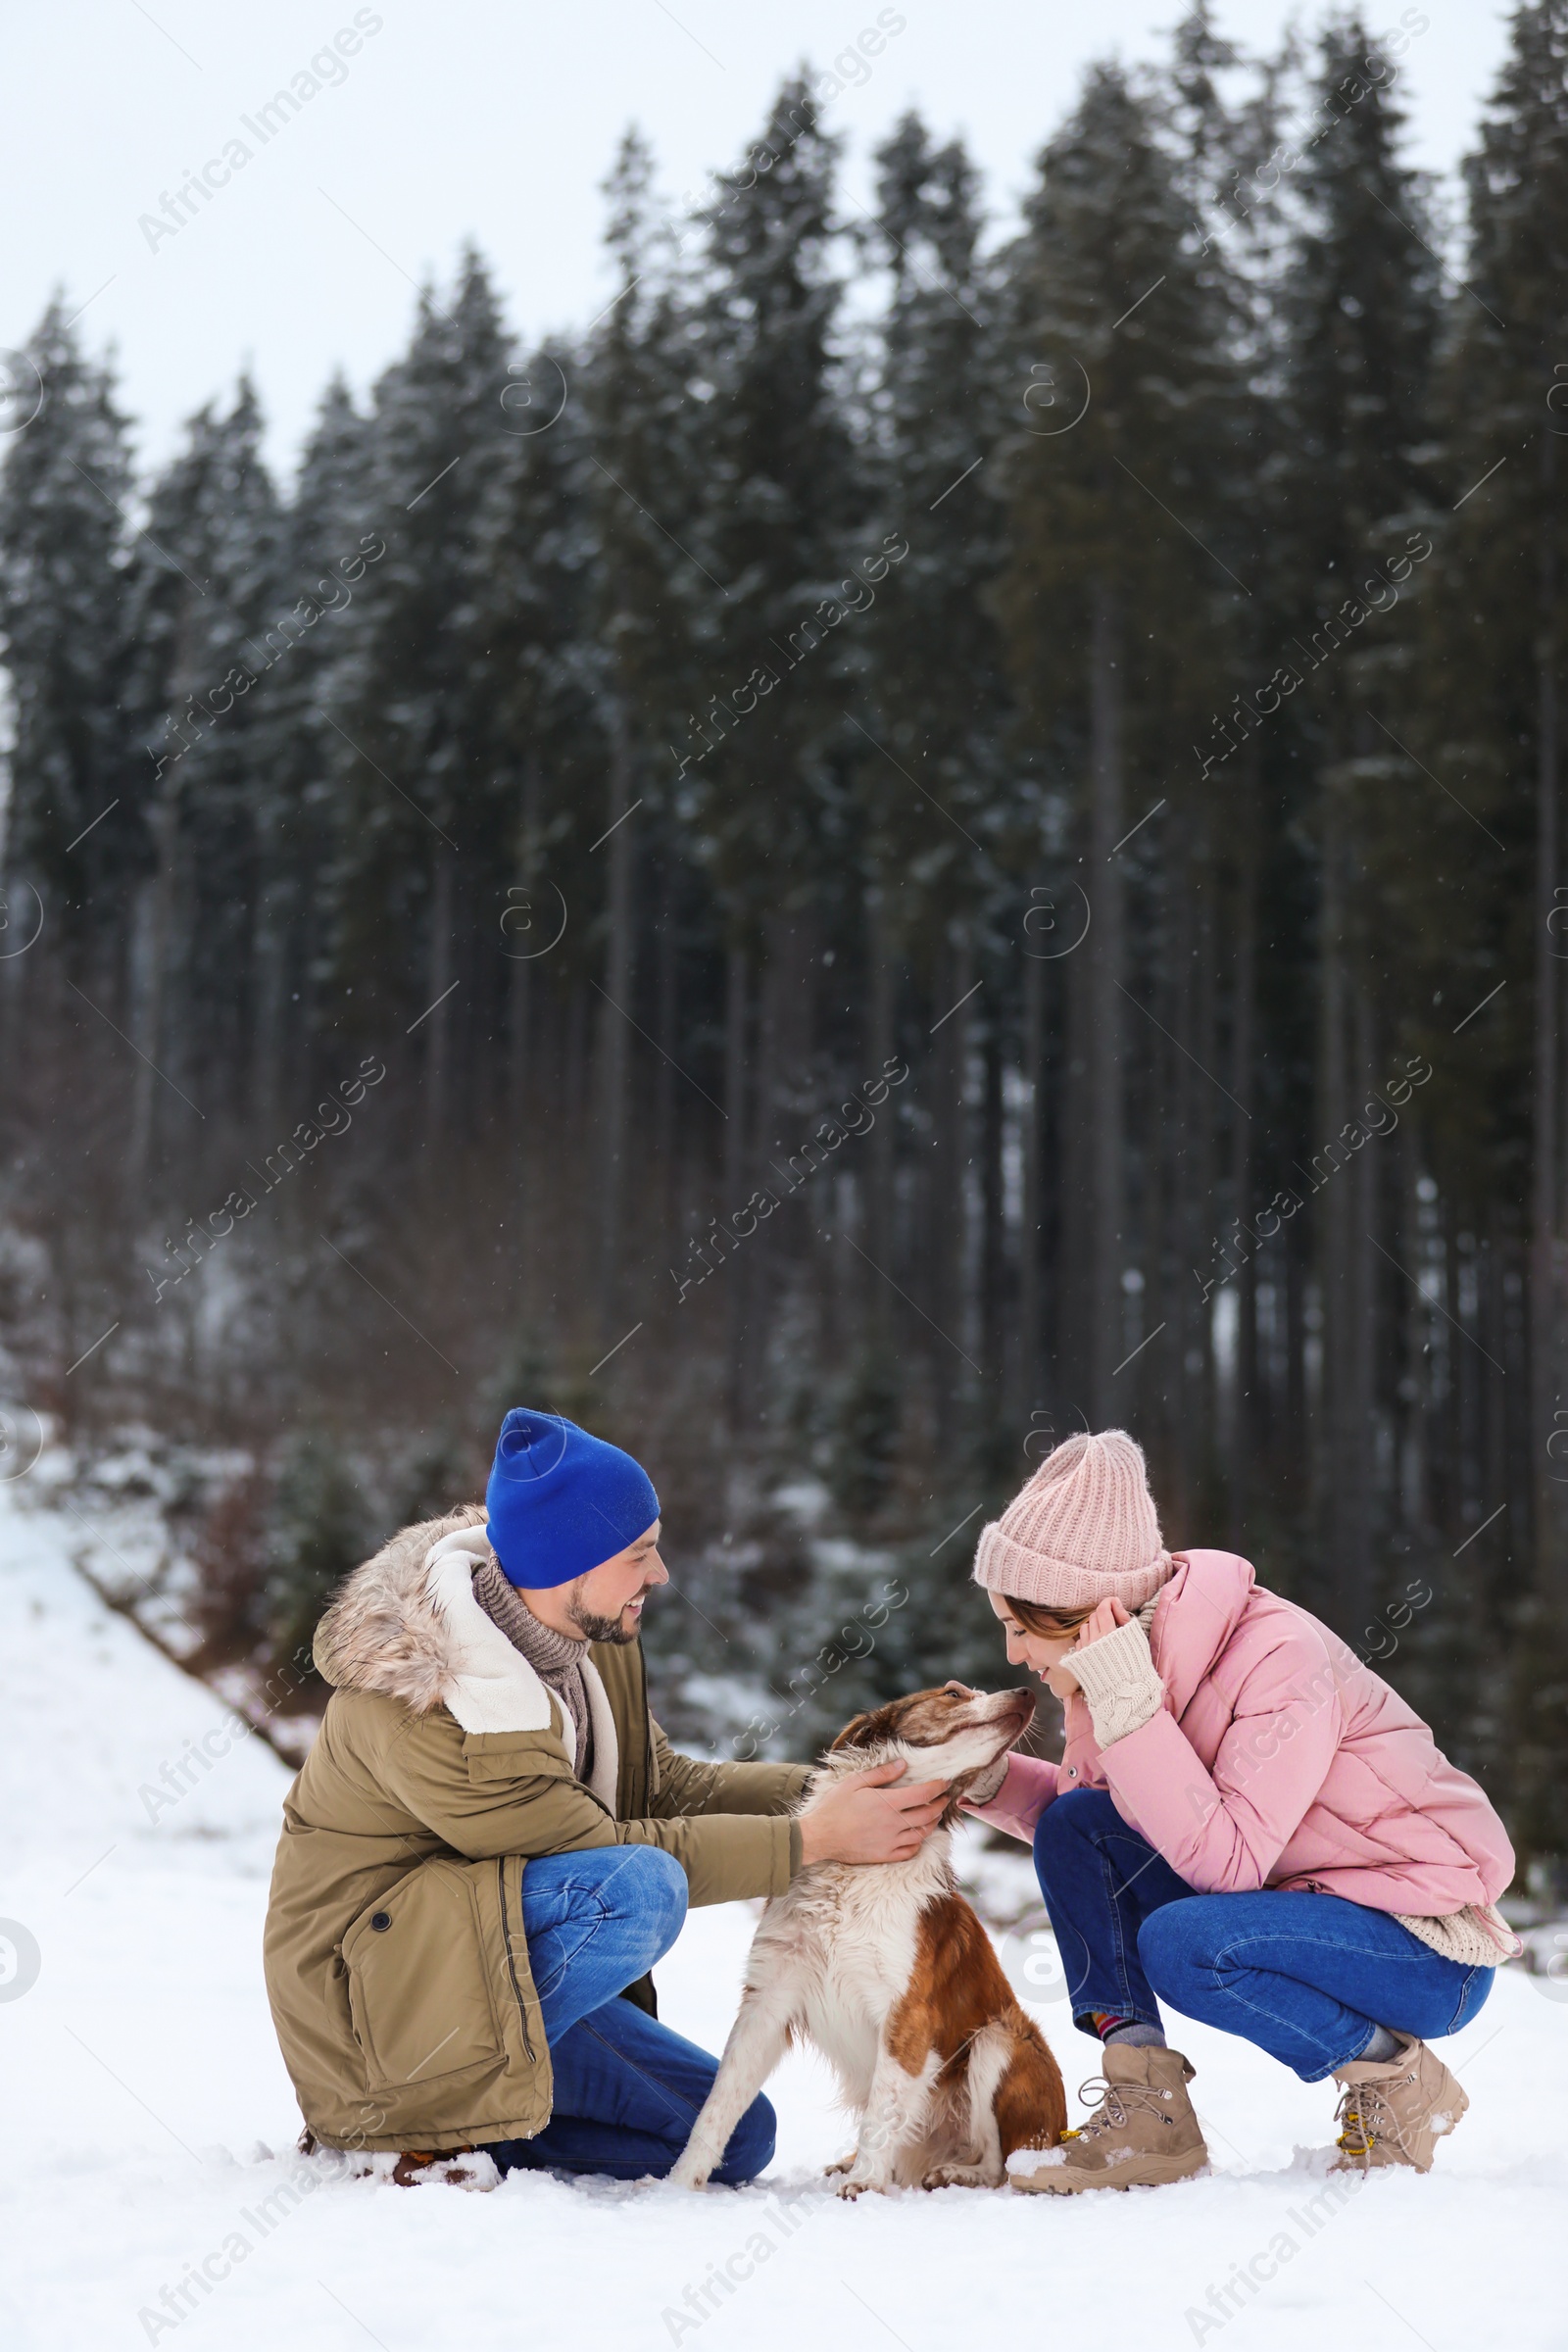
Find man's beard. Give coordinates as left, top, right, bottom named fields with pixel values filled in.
left=565, top=1584, right=652, bottom=1645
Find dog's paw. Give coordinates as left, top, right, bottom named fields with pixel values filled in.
left=822, top=2153, right=857, bottom=2178
left=668, top=2157, right=710, bottom=2191
left=835, top=2175, right=879, bottom=2200
left=918, top=2163, right=999, bottom=2191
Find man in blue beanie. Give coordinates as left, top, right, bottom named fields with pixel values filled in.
left=264, top=1408, right=945, bottom=2188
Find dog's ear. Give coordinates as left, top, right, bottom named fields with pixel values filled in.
left=828, top=1702, right=901, bottom=1753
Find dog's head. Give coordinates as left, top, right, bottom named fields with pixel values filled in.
left=826, top=1682, right=1036, bottom=1818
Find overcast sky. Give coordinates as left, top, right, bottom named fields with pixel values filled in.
left=1, top=1, right=1516, bottom=482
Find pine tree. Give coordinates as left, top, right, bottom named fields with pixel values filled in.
left=0, top=303, right=141, bottom=974
left=860, top=115, right=1009, bottom=1438
left=1275, top=14, right=1443, bottom=1623
left=1440, top=0, right=1568, bottom=1592
left=332, top=252, right=516, bottom=1140
left=683, top=76, right=859, bottom=1417
left=583, top=130, right=713, bottom=1333
left=263, top=374, right=378, bottom=1116
left=998, top=64, right=1248, bottom=1469
left=130, top=378, right=285, bottom=1163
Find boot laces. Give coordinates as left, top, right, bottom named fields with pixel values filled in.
left=1333, top=2064, right=1418, bottom=2169
left=1073, top=2074, right=1172, bottom=2138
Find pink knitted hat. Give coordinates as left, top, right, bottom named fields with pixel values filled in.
left=972, top=1430, right=1171, bottom=1612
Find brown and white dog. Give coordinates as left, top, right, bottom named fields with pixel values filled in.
left=671, top=1684, right=1066, bottom=2194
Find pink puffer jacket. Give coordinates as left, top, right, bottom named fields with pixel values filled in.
left=971, top=1549, right=1514, bottom=1922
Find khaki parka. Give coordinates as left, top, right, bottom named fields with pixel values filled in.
left=262, top=1509, right=808, bottom=2154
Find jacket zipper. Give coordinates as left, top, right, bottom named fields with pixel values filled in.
left=496, top=1856, right=536, bottom=2061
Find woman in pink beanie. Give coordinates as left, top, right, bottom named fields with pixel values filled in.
left=965, top=1430, right=1515, bottom=2194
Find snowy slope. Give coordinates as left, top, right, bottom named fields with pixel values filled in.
left=1, top=1479, right=1562, bottom=2352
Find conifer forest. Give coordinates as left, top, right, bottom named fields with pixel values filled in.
left=4, top=5, right=1568, bottom=1866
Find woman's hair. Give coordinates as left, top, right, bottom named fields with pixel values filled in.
left=1000, top=1592, right=1097, bottom=1639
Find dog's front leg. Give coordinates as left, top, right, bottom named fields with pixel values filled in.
left=670, top=1987, right=796, bottom=2190
left=838, top=2047, right=940, bottom=2198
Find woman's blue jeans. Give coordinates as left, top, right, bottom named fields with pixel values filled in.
left=1033, top=1788, right=1494, bottom=2082
left=481, top=1845, right=774, bottom=2181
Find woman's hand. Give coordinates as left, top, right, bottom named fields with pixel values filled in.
left=1056, top=1597, right=1165, bottom=1749
left=798, top=1762, right=949, bottom=1867
left=1050, top=1596, right=1131, bottom=1696
left=1073, top=1596, right=1130, bottom=1652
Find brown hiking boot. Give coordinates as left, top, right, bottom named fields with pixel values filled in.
left=1009, top=2045, right=1207, bottom=2194
left=1331, top=2034, right=1468, bottom=2175
left=391, top=2147, right=484, bottom=2188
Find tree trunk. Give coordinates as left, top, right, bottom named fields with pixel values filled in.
left=1229, top=762, right=1260, bottom=1545
left=1018, top=948, right=1046, bottom=1424
left=1190, top=813, right=1220, bottom=1502
left=865, top=882, right=897, bottom=1348
left=1086, top=579, right=1126, bottom=1421
left=1316, top=774, right=1373, bottom=1629
left=979, top=1009, right=1005, bottom=1416
left=249, top=803, right=288, bottom=1128
left=749, top=906, right=816, bottom=1422
left=655, top=881, right=678, bottom=1233
left=1348, top=980, right=1378, bottom=1601
left=1164, top=848, right=1197, bottom=1533
left=724, top=938, right=750, bottom=1414
left=930, top=930, right=974, bottom=1435
left=508, top=767, right=540, bottom=1138
left=1533, top=430, right=1562, bottom=1590
left=596, top=702, right=637, bottom=1338
left=422, top=850, right=455, bottom=1146
left=128, top=777, right=180, bottom=1198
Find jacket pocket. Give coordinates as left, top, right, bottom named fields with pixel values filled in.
left=342, top=1857, right=505, bottom=2096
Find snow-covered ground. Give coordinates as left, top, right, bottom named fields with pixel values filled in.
left=2, top=1477, right=1562, bottom=2352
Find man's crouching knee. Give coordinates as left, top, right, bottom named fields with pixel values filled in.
left=607, top=1845, right=689, bottom=1954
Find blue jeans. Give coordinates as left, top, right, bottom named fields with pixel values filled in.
left=1033, top=1788, right=1494, bottom=2082
left=481, top=1845, right=774, bottom=2182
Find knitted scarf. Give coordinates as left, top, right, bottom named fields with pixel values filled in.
left=471, top=1558, right=593, bottom=1780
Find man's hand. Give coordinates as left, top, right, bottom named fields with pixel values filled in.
left=798, top=1761, right=948, bottom=1867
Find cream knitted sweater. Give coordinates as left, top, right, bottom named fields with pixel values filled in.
left=1061, top=1609, right=1515, bottom=1970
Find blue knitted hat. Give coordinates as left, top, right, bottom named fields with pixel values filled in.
left=484, top=1408, right=660, bottom=1590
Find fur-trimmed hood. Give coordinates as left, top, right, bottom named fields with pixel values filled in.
left=312, top=1505, right=617, bottom=1801
left=315, top=1505, right=492, bottom=1715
